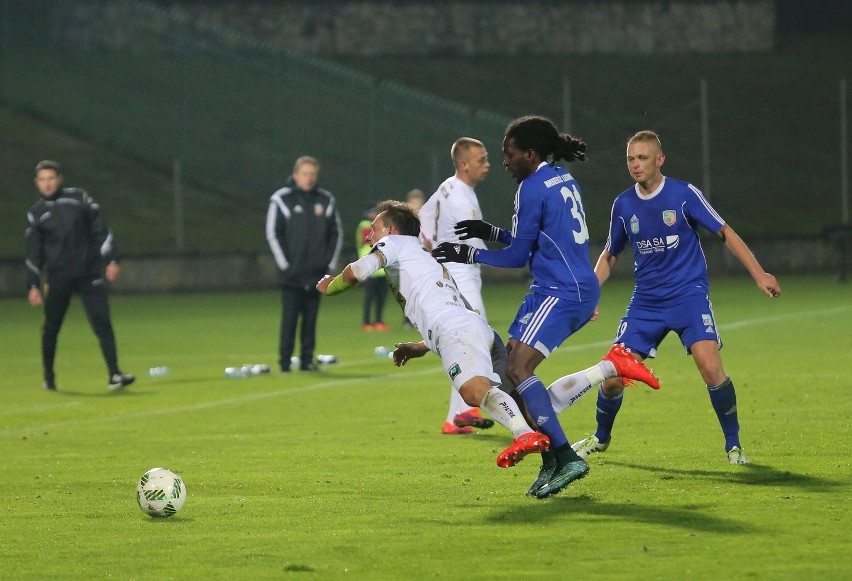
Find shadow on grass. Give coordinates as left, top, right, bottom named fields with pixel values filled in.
left=51, top=389, right=153, bottom=398
left=484, top=493, right=757, bottom=534
left=141, top=516, right=195, bottom=524
left=603, top=460, right=841, bottom=492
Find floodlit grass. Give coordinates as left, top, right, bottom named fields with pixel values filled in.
left=1, top=276, right=849, bottom=578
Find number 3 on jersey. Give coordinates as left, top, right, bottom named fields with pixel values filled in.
left=561, top=184, right=589, bottom=243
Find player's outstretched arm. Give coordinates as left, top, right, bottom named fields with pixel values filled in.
left=316, top=264, right=358, bottom=296
left=454, top=220, right=511, bottom=245
left=432, top=242, right=477, bottom=264
left=717, top=224, right=781, bottom=298
left=594, top=249, right=618, bottom=287
left=392, top=341, right=430, bottom=366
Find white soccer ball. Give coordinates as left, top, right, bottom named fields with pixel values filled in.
left=136, top=467, right=186, bottom=518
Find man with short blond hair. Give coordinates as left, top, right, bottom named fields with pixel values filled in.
left=267, top=155, right=342, bottom=372
left=418, top=137, right=493, bottom=435
left=572, top=130, right=781, bottom=465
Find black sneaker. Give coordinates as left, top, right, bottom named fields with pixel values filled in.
left=109, top=372, right=136, bottom=391
left=43, top=378, right=57, bottom=391
left=534, top=459, right=590, bottom=499
left=526, top=450, right=557, bottom=496
left=300, top=362, right=319, bottom=372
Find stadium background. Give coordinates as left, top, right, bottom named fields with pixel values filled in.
left=0, top=0, right=849, bottom=294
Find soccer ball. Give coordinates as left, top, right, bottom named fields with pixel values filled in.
left=136, top=467, right=186, bottom=518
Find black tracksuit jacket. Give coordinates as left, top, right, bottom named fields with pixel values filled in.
left=25, top=187, right=118, bottom=289
left=265, top=183, right=342, bottom=289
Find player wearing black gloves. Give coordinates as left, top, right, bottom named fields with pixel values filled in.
left=431, top=219, right=509, bottom=264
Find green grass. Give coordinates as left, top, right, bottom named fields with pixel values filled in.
left=1, top=276, right=850, bottom=578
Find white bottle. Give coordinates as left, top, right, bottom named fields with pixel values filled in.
left=224, top=367, right=246, bottom=378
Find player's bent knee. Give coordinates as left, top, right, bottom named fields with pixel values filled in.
left=459, top=378, right=490, bottom=407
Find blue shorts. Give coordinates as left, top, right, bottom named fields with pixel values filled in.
left=508, top=292, right=596, bottom=358
left=613, top=293, right=722, bottom=359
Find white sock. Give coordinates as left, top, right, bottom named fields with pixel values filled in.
left=446, top=387, right=475, bottom=422
left=548, top=362, right=616, bottom=414
left=480, top=388, right=531, bottom=438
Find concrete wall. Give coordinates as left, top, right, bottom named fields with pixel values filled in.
left=95, top=0, right=775, bottom=56
left=0, top=236, right=844, bottom=297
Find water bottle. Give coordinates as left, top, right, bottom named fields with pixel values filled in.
left=147, top=366, right=170, bottom=377
left=290, top=356, right=301, bottom=369
left=317, top=354, right=338, bottom=364
left=225, top=366, right=247, bottom=378
left=374, top=346, right=390, bottom=358
left=250, top=364, right=271, bottom=375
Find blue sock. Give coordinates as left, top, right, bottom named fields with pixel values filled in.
left=593, top=386, right=623, bottom=444
left=516, top=376, right=568, bottom=449
left=707, top=377, right=740, bottom=451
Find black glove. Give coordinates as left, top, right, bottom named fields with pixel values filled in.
left=432, top=242, right=477, bottom=264
left=454, top=219, right=501, bottom=242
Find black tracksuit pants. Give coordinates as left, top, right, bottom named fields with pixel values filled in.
left=278, top=285, right=321, bottom=369
left=42, top=276, right=119, bottom=381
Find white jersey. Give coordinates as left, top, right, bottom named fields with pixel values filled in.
left=349, top=234, right=482, bottom=353
left=419, top=175, right=487, bottom=315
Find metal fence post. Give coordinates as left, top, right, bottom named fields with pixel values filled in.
left=173, top=158, right=185, bottom=252
left=841, top=76, right=849, bottom=225
left=700, top=77, right=711, bottom=199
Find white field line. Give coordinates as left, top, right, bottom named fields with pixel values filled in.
left=0, top=367, right=438, bottom=437
left=554, top=304, right=851, bottom=356
left=3, top=306, right=847, bottom=437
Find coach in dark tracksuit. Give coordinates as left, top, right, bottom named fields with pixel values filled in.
left=266, top=156, right=342, bottom=372
left=25, top=160, right=135, bottom=392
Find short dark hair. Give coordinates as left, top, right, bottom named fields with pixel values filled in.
left=505, top=116, right=587, bottom=163
left=376, top=199, right=421, bottom=236
left=35, top=160, right=62, bottom=176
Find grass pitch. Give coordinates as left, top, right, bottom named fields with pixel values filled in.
left=1, top=276, right=849, bottom=579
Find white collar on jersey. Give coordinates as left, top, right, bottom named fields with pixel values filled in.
left=635, top=175, right=666, bottom=200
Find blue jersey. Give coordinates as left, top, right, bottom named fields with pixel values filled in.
left=606, top=176, right=725, bottom=304
left=511, top=162, right=598, bottom=302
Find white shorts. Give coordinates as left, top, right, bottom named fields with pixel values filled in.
left=433, top=310, right=500, bottom=392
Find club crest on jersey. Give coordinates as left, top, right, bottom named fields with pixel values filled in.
left=314, top=203, right=324, bottom=217
left=702, top=314, right=714, bottom=327
left=519, top=313, right=532, bottom=325
left=662, top=210, right=677, bottom=226
left=630, top=215, right=639, bottom=234
left=448, top=363, right=462, bottom=379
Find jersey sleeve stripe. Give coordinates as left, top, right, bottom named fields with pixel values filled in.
left=687, top=183, right=725, bottom=224
left=265, top=201, right=289, bottom=270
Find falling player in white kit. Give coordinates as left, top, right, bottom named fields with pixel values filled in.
left=316, top=200, right=551, bottom=473
left=419, top=137, right=495, bottom=435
